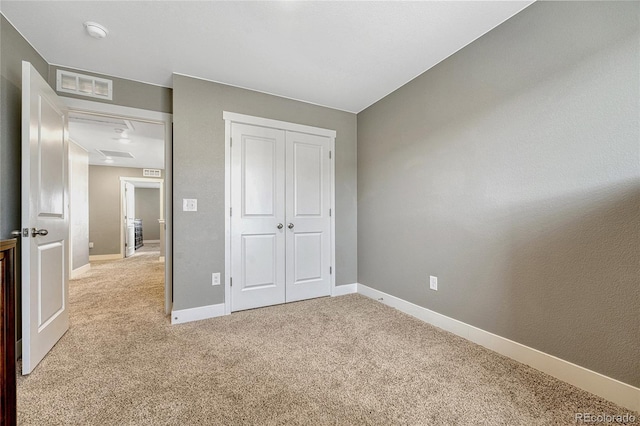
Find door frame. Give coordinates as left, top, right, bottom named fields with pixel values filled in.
left=119, top=177, right=164, bottom=258
left=223, top=112, right=337, bottom=315
left=62, top=98, right=173, bottom=315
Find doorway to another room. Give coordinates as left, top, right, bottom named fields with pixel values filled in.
left=66, top=99, right=173, bottom=315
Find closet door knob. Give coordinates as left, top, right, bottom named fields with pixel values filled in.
left=288, top=223, right=294, bottom=229
left=277, top=223, right=283, bottom=229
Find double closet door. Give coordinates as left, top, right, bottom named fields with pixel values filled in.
left=230, top=122, right=333, bottom=312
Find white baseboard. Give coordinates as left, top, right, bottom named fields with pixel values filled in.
left=332, top=283, right=358, bottom=297
left=171, top=303, right=226, bottom=325
left=89, top=254, right=122, bottom=261
left=70, top=263, right=91, bottom=279
left=143, top=239, right=160, bottom=243
left=357, top=283, right=640, bottom=413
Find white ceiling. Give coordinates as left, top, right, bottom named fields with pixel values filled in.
left=1, top=1, right=534, bottom=113
left=69, top=112, right=165, bottom=169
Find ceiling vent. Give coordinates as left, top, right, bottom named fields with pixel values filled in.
left=57, top=69, right=113, bottom=100
left=98, top=149, right=134, bottom=159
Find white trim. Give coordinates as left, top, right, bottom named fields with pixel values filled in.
left=70, top=263, right=91, bottom=279
left=63, top=98, right=173, bottom=315
left=222, top=112, right=336, bottom=138
left=332, top=283, right=358, bottom=296
left=223, top=112, right=337, bottom=314
left=224, top=118, right=232, bottom=315
left=143, top=240, right=160, bottom=244
left=171, top=303, right=226, bottom=325
left=89, top=254, right=122, bottom=261
left=357, top=283, right=640, bottom=413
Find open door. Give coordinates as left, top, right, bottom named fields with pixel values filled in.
left=21, top=61, right=70, bottom=374
left=124, top=182, right=135, bottom=257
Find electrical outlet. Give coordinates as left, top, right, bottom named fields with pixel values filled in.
left=430, top=275, right=438, bottom=291
left=212, top=272, right=220, bottom=286
left=89, top=242, right=94, bottom=249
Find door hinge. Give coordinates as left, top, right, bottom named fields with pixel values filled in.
left=230, top=137, right=232, bottom=147
left=230, top=207, right=232, bottom=216
left=330, top=266, right=332, bottom=275
left=329, top=151, right=332, bottom=159
left=329, top=208, right=332, bottom=217
left=230, top=277, right=233, bottom=287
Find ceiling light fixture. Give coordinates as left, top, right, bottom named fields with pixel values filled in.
left=84, top=21, right=109, bottom=39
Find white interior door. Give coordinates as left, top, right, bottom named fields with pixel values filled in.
left=124, top=182, right=135, bottom=257
left=285, top=131, right=332, bottom=302
left=21, top=61, right=70, bottom=374
left=230, top=123, right=286, bottom=311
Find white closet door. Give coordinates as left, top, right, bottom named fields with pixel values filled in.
left=285, top=131, right=331, bottom=302
left=230, top=123, right=286, bottom=311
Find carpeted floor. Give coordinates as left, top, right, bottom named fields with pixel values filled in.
left=17, top=250, right=635, bottom=425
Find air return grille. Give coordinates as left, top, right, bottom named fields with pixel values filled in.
left=56, top=69, right=113, bottom=100
left=98, top=150, right=134, bottom=159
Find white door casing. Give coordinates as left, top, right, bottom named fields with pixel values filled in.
left=230, top=123, right=286, bottom=311
left=21, top=61, right=70, bottom=374
left=285, top=131, right=331, bottom=302
left=225, top=113, right=336, bottom=313
left=124, top=182, right=135, bottom=257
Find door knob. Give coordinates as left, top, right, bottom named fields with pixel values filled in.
left=277, top=223, right=284, bottom=229
left=288, top=223, right=295, bottom=229
left=11, top=230, right=23, bottom=238
left=31, top=228, right=48, bottom=237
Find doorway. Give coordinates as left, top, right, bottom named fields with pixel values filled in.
left=224, top=112, right=337, bottom=313
left=119, top=177, right=164, bottom=259
left=65, top=98, right=173, bottom=314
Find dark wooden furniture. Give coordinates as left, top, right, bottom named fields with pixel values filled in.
left=134, top=219, right=143, bottom=250
left=1, top=239, right=17, bottom=426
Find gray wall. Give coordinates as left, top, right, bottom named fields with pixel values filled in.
left=70, top=141, right=89, bottom=270
left=49, top=65, right=172, bottom=114
left=89, top=166, right=163, bottom=256
left=135, top=188, right=161, bottom=241
left=172, top=76, right=357, bottom=311
left=357, top=1, right=639, bottom=387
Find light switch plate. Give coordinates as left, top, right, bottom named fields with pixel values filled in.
left=183, top=198, right=197, bottom=212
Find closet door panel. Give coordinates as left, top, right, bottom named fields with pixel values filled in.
left=285, top=131, right=331, bottom=302
left=230, top=123, right=286, bottom=312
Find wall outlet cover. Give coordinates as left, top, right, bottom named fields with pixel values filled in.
left=212, top=272, right=221, bottom=286
left=430, top=275, right=438, bottom=291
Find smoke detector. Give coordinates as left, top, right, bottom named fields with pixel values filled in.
left=84, top=22, right=109, bottom=39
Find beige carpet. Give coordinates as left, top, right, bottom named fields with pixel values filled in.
left=17, top=252, right=635, bottom=425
